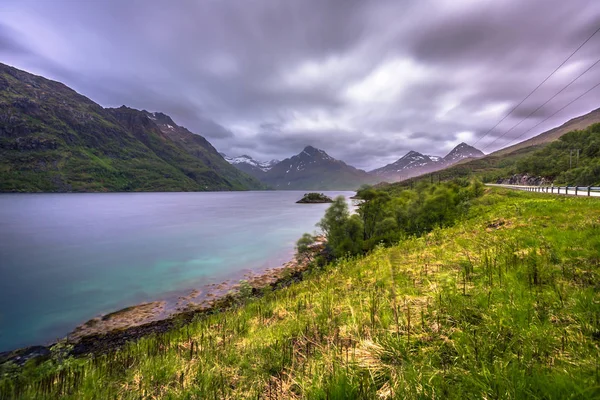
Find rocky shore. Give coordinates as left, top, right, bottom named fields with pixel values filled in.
left=0, top=238, right=326, bottom=365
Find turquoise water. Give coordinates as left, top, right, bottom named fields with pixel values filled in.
left=0, top=191, right=353, bottom=351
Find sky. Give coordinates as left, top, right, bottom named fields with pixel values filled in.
left=1, top=0, right=600, bottom=170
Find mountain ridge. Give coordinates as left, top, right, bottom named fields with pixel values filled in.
left=222, top=154, right=280, bottom=179
left=261, top=145, right=376, bottom=190
left=370, top=142, right=484, bottom=182
left=0, top=62, right=263, bottom=192
left=374, top=107, right=600, bottom=190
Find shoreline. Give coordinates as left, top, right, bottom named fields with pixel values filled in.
left=0, top=237, right=326, bottom=365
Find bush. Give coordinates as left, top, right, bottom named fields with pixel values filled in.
left=307, top=179, right=484, bottom=259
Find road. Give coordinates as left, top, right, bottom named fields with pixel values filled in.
left=485, top=183, right=600, bottom=197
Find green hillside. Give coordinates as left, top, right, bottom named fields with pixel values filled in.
left=490, top=107, right=600, bottom=157
left=377, top=121, right=600, bottom=194
left=2, top=187, right=599, bottom=399
left=516, top=123, right=600, bottom=185
left=0, top=63, right=262, bottom=192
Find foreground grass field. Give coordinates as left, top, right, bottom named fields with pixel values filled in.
left=1, top=188, right=599, bottom=399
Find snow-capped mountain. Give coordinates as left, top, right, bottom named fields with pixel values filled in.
left=221, top=154, right=280, bottom=179
left=224, top=154, right=279, bottom=172
left=443, top=142, right=484, bottom=164
left=262, top=146, right=375, bottom=190
left=371, top=151, right=436, bottom=176
left=370, top=151, right=441, bottom=181
left=369, top=143, right=483, bottom=183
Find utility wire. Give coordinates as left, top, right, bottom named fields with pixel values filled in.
left=472, top=25, right=600, bottom=147
left=481, top=56, right=600, bottom=151
left=501, top=81, right=600, bottom=150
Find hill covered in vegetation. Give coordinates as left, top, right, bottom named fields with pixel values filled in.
left=515, top=122, right=600, bottom=185
left=1, top=185, right=598, bottom=399
left=377, top=120, right=600, bottom=192
left=0, top=63, right=263, bottom=192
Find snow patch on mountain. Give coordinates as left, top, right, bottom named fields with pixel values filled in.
left=223, top=154, right=280, bottom=172
left=443, top=143, right=484, bottom=163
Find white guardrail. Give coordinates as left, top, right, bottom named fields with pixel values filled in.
left=486, top=183, right=600, bottom=197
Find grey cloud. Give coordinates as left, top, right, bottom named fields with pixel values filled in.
left=0, top=24, right=30, bottom=55
left=1, top=0, right=600, bottom=169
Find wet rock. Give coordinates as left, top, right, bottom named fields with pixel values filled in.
left=0, top=345, right=51, bottom=366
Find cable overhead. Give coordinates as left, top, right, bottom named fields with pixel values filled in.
left=481, top=56, right=600, bottom=151
left=501, top=80, right=600, bottom=150
left=472, top=25, right=600, bottom=147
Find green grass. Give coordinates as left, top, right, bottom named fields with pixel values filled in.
left=1, top=188, right=599, bottom=399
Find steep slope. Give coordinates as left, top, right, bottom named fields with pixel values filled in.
left=490, top=107, right=600, bottom=157
left=106, top=107, right=263, bottom=191
left=0, top=62, right=261, bottom=192
left=504, top=122, right=600, bottom=186
left=142, top=111, right=264, bottom=190
left=222, top=154, right=279, bottom=179
left=262, top=146, right=375, bottom=190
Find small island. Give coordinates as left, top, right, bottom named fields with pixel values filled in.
left=296, top=192, right=334, bottom=203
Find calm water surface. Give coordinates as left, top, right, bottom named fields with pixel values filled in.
left=0, top=191, right=353, bottom=351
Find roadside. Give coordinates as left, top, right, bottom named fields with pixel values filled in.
left=486, top=183, right=600, bottom=197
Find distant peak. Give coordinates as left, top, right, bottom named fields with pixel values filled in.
left=301, top=146, right=323, bottom=156
left=444, top=142, right=484, bottom=162
left=300, top=146, right=334, bottom=161
left=401, top=150, right=426, bottom=159
left=449, top=142, right=481, bottom=152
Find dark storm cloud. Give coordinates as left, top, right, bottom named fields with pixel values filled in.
left=2, top=0, right=600, bottom=169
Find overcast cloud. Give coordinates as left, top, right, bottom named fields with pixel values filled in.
left=1, top=0, right=600, bottom=169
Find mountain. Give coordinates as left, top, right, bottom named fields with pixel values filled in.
left=443, top=142, right=484, bottom=163
left=222, top=154, right=279, bottom=179
left=0, top=62, right=263, bottom=192
left=370, top=151, right=441, bottom=181
left=427, top=155, right=443, bottom=162
left=261, top=146, right=375, bottom=190
left=370, top=143, right=483, bottom=182
left=375, top=107, right=600, bottom=190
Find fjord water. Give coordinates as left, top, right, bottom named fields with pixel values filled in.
left=0, top=191, right=352, bottom=352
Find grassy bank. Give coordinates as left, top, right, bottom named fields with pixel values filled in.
left=1, top=188, right=599, bottom=399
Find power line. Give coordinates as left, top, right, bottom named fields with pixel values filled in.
left=481, top=56, right=600, bottom=151
left=500, top=80, right=600, bottom=149
left=472, top=25, right=600, bottom=147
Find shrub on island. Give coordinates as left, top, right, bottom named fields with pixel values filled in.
left=296, top=193, right=334, bottom=203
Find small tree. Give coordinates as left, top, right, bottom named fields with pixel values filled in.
left=317, top=196, right=350, bottom=238
left=296, top=233, right=317, bottom=263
